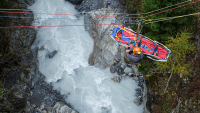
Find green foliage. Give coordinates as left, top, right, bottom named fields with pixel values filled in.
left=0, top=81, right=2, bottom=97
left=0, top=0, right=8, bottom=6
left=0, top=88, right=2, bottom=97
left=126, top=0, right=143, bottom=13
left=154, top=31, right=196, bottom=76
left=132, top=0, right=198, bottom=43
left=162, top=94, right=173, bottom=113
left=138, top=55, right=155, bottom=73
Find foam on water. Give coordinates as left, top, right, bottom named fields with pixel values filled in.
left=28, top=0, right=144, bottom=112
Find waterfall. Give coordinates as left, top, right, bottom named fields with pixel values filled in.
left=28, top=0, right=144, bottom=113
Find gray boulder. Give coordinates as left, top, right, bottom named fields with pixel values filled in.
left=124, top=67, right=134, bottom=74
left=49, top=102, right=79, bottom=113
left=116, top=66, right=124, bottom=75
left=111, top=76, right=122, bottom=83
left=134, top=99, right=141, bottom=106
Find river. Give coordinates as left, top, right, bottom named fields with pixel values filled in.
left=28, top=0, right=144, bottom=112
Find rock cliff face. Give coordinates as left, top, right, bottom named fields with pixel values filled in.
left=85, top=8, right=120, bottom=68
left=85, top=8, right=130, bottom=69
left=0, top=0, right=78, bottom=113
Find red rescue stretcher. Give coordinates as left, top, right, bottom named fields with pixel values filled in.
left=111, top=26, right=171, bottom=62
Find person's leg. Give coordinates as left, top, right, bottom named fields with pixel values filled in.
left=135, top=62, right=141, bottom=67
left=124, top=53, right=132, bottom=64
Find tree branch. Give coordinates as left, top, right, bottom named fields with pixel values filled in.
left=163, top=55, right=176, bottom=96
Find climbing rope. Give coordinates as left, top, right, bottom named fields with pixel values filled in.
left=142, top=0, right=192, bottom=15
left=0, top=8, right=141, bottom=15
left=0, top=10, right=141, bottom=19
left=1, top=0, right=199, bottom=19
left=0, top=15, right=137, bottom=22
left=0, top=23, right=138, bottom=28
left=144, top=0, right=200, bottom=18
left=145, top=12, right=200, bottom=24
left=0, top=0, right=199, bottom=28
left=0, top=0, right=194, bottom=16
left=0, top=11, right=198, bottom=28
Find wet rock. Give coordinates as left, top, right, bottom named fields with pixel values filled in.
left=116, top=66, right=124, bottom=75
left=23, top=32, right=37, bottom=48
left=18, top=0, right=35, bottom=6
left=20, top=72, right=31, bottom=83
left=131, top=65, right=140, bottom=76
left=40, top=104, right=44, bottom=110
left=30, top=85, right=46, bottom=107
left=134, top=99, right=141, bottom=106
left=36, top=108, right=43, bottom=112
left=13, top=92, right=24, bottom=98
left=136, top=88, right=142, bottom=92
left=31, top=77, right=40, bottom=87
left=110, top=64, right=117, bottom=73
left=39, top=46, right=45, bottom=50
left=136, top=91, right=143, bottom=97
left=122, top=73, right=127, bottom=77
left=128, top=72, right=135, bottom=77
left=124, top=67, right=134, bottom=74
left=138, top=82, right=143, bottom=87
left=143, top=83, right=151, bottom=113
left=139, top=77, right=145, bottom=83
left=66, top=0, right=83, bottom=4
left=24, top=0, right=35, bottom=6
left=111, top=76, right=122, bottom=83
left=46, top=50, right=57, bottom=58
left=42, top=110, right=47, bottom=113
left=24, top=101, right=31, bottom=113
left=50, top=102, right=79, bottom=113
left=138, top=96, right=143, bottom=102
left=101, top=106, right=112, bottom=113
left=132, top=77, right=138, bottom=81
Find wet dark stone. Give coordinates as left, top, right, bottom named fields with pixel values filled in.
left=139, top=77, right=144, bottom=83
left=19, top=0, right=35, bottom=6
left=110, top=64, right=117, bottom=73
left=66, top=0, right=83, bottom=4
left=138, top=82, right=143, bottom=87
left=30, top=85, right=46, bottom=107
left=46, top=50, right=57, bottom=58
left=116, top=66, right=124, bottom=75
left=146, top=86, right=153, bottom=113
left=138, top=97, right=143, bottom=102
left=23, top=31, right=37, bottom=48
left=4, top=69, right=22, bottom=89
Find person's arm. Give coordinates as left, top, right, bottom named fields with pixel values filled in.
left=128, top=47, right=134, bottom=54
left=125, top=45, right=131, bottom=53
left=128, top=51, right=133, bottom=54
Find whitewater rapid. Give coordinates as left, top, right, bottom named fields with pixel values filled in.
left=28, top=0, right=144, bottom=113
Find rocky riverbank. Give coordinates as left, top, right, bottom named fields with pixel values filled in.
left=0, top=0, right=78, bottom=112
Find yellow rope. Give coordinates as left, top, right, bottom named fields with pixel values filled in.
left=115, top=27, right=138, bottom=39
left=145, top=12, right=200, bottom=22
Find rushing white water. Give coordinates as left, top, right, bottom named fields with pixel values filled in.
left=28, top=0, right=144, bottom=113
